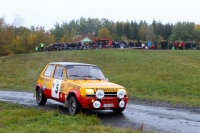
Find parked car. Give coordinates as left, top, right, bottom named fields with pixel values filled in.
left=35, top=62, right=128, bottom=115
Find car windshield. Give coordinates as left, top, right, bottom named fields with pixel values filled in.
left=66, top=65, right=106, bottom=80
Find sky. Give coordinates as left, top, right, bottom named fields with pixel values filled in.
left=1, top=0, right=200, bottom=30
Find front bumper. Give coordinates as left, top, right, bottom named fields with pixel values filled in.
left=78, top=96, right=128, bottom=109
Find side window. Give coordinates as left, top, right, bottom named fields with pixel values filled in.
left=54, top=66, right=65, bottom=80
left=43, top=65, right=55, bottom=77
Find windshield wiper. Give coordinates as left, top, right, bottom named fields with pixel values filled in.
left=82, top=75, right=101, bottom=80
left=68, top=75, right=80, bottom=77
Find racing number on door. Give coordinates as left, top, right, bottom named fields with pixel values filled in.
left=52, top=79, right=62, bottom=98
left=54, top=83, right=59, bottom=93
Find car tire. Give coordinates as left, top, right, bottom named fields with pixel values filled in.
left=112, top=108, right=125, bottom=113
left=36, top=89, right=47, bottom=105
left=68, top=96, right=80, bottom=115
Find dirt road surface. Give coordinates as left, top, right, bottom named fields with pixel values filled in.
left=0, top=90, right=200, bottom=133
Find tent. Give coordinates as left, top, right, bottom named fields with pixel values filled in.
left=80, top=37, right=92, bottom=43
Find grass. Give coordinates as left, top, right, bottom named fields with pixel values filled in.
left=0, top=49, right=200, bottom=106
left=0, top=101, right=138, bottom=133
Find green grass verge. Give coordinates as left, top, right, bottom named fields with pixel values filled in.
left=0, top=49, right=200, bottom=106
left=0, top=101, right=138, bottom=133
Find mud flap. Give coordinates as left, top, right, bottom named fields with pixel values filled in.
left=64, top=100, right=68, bottom=107
left=64, top=95, right=68, bottom=107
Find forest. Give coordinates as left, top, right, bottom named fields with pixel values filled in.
left=0, top=17, right=200, bottom=56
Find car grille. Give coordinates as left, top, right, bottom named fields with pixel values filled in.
left=86, top=92, right=127, bottom=97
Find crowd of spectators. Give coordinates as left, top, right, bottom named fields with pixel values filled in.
left=36, top=40, right=200, bottom=52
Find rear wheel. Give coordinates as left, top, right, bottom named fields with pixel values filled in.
left=36, top=89, right=47, bottom=105
left=112, top=108, right=125, bottom=113
left=68, top=96, right=81, bottom=115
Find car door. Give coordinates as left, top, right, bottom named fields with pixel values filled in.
left=51, top=65, right=66, bottom=100
left=42, top=64, right=56, bottom=98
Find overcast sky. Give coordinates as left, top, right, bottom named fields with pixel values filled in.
left=1, top=0, right=200, bottom=30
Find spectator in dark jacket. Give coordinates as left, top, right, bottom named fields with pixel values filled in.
left=161, top=40, right=164, bottom=49
left=164, top=40, right=168, bottom=49
left=185, top=41, right=189, bottom=50
left=169, top=42, right=173, bottom=49
left=192, top=42, right=196, bottom=50
left=154, top=40, right=158, bottom=49
left=129, top=40, right=134, bottom=47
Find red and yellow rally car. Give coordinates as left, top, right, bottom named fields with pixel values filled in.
left=35, top=62, right=128, bottom=115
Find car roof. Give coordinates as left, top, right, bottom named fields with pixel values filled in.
left=48, top=62, right=97, bottom=66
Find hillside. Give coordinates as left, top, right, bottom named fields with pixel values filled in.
left=0, top=49, right=200, bottom=106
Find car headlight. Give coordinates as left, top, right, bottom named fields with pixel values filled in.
left=86, top=88, right=94, bottom=94
left=117, top=89, right=126, bottom=99
left=95, top=90, right=104, bottom=99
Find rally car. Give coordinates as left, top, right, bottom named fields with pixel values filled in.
left=35, top=62, right=128, bottom=115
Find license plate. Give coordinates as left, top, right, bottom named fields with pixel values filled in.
left=103, top=104, right=114, bottom=107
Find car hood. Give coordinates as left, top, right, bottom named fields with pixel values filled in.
left=74, top=80, right=124, bottom=89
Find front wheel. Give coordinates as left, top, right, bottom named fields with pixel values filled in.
left=36, top=89, right=47, bottom=105
left=112, top=108, right=125, bottom=113
left=68, top=96, right=81, bottom=115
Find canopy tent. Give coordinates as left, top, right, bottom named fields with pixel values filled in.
left=80, top=37, right=92, bottom=42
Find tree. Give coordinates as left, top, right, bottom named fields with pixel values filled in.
left=97, top=28, right=111, bottom=38
left=116, top=22, right=124, bottom=37
left=131, top=21, right=139, bottom=40
left=0, top=18, right=7, bottom=51
left=194, top=24, right=200, bottom=42
left=163, top=23, right=173, bottom=40
left=111, top=34, right=120, bottom=41
left=146, top=25, right=156, bottom=42
left=60, top=34, right=72, bottom=43
left=0, top=18, right=13, bottom=55
left=101, top=18, right=114, bottom=35
left=124, top=21, right=133, bottom=39
left=169, top=22, right=196, bottom=42
left=139, top=22, right=148, bottom=40
left=50, top=22, right=63, bottom=42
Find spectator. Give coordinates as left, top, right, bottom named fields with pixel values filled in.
left=53, top=42, right=58, bottom=51
left=147, top=40, right=151, bottom=49
left=150, top=45, right=155, bottom=49
left=99, top=42, right=102, bottom=49
left=124, top=40, right=128, bottom=48
left=154, top=40, right=158, bottom=49
left=161, top=40, right=164, bottom=49
left=179, top=41, right=184, bottom=50
left=35, top=46, right=38, bottom=52
left=138, top=41, right=142, bottom=47
left=185, top=41, right=189, bottom=50
left=174, top=41, right=178, bottom=49
left=93, top=42, right=97, bottom=49
left=129, top=40, right=134, bottom=47
left=40, top=42, right=45, bottom=51
left=169, top=42, right=173, bottom=49
left=142, top=43, right=145, bottom=49
left=120, top=42, right=125, bottom=49
left=144, top=41, right=147, bottom=47
left=164, top=40, right=168, bottom=49
left=57, top=42, right=61, bottom=51
left=192, top=42, right=196, bottom=50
